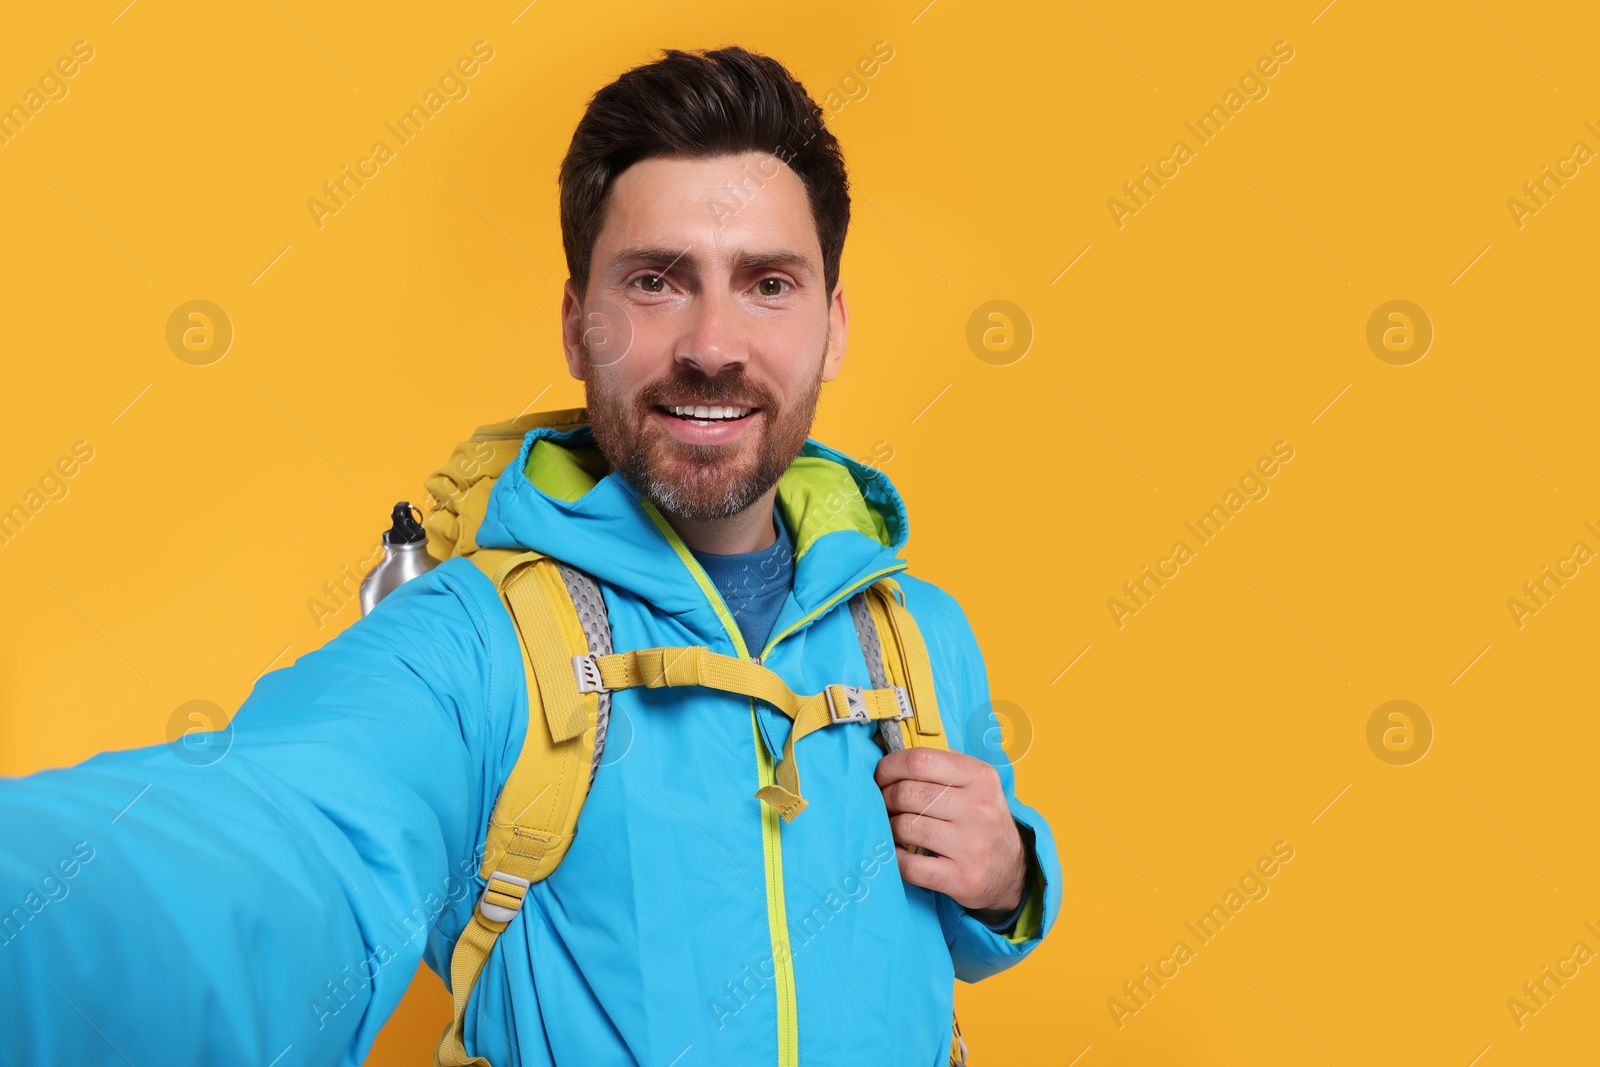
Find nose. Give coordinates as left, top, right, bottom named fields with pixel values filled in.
left=673, top=287, right=748, bottom=378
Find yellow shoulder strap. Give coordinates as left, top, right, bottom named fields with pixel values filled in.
left=863, top=577, right=946, bottom=749
left=435, top=548, right=601, bottom=1067
left=863, top=578, right=974, bottom=1067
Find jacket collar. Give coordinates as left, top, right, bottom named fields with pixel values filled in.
left=472, top=421, right=910, bottom=655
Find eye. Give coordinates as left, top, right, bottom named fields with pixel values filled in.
left=756, top=276, right=792, bottom=297
left=630, top=273, right=668, bottom=294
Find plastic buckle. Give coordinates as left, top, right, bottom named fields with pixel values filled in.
left=478, top=870, right=531, bottom=924
left=827, top=684, right=870, bottom=724
left=572, top=653, right=606, bottom=694
left=891, top=686, right=914, bottom=721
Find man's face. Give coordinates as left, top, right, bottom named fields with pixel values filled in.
left=561, top=151, right=848, bottom=522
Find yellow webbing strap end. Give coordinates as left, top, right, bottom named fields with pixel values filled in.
left=437, top=911, right=500, bottom=1067
left=754, top=781, right=808, bottom=822
left=436, top=856, right=540, bottom=1066
left=756, top=683, right=911, bottom=822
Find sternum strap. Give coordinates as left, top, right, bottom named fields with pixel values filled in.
left=587, top=645, right=912, bottom=821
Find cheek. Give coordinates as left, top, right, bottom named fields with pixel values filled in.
left=618, top=338, right=682, bottom=398
left=750, top=319, right=830, bottom=377
left=760, top=369, right=817, bottom=415
left=595, top=367, right=652, bottom=415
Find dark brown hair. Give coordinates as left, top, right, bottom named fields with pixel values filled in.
left=559, top=46, right=850, bottom=300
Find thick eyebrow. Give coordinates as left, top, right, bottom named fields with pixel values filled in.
left=608, top=245, right=816, bottom=281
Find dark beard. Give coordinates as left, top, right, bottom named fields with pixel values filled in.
left=583, top=344, right=825, bottom=523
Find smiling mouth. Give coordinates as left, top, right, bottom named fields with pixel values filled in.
left=655, top=403, right=760, bottom=426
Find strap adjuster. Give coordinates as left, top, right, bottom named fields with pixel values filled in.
left=891, top=685, right=914, bottom=721
left=572, top=653, right=606, bottom=694
left=478, top=869, right=532, bottom=924
left=827, top=684, right=870, bottom=724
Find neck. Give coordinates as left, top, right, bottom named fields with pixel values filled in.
left=665, top=486, right=780, bottom=555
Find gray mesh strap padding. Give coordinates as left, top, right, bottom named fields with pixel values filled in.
left=554, top=562, right=612, bottom=789
left=848, top=589, right=906, bottom=754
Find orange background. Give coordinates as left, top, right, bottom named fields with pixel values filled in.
left=3, top=1, right=1598, bottom=1064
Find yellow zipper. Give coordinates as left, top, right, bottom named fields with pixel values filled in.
left=749, top=561, right=905, bottom=1067
left=640, top=498, right=905, bottom=1067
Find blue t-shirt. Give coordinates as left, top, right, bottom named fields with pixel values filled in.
left=688, top=503, right=795, bottom=658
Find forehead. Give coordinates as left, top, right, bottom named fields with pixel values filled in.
left=592, top=151, right=820, bottom=268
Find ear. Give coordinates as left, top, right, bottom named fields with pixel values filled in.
left=560, top=278, right=587, bottom=380
left=821, top=279, right=848, bottom=383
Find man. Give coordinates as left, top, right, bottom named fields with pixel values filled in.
left=0, top=46, right=1059, bottom=1065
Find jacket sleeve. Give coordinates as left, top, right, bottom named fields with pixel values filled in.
left=0, top=558, right=522, bottom=1066
left=894, top=574, right=1063, bottom=983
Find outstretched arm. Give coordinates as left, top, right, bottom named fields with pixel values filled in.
left=0, top=559, right=519, bottom=1065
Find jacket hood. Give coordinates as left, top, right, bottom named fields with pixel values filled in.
left=472, top=419, right=911, bottom=655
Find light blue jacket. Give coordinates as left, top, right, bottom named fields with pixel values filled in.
left=0, top=422, right=1062, bottom=1065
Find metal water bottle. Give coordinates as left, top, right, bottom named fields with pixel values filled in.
left=358, top=502, right=439, bottom=615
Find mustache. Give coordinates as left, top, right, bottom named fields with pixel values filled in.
left=640, top=374, right=773, bottom=409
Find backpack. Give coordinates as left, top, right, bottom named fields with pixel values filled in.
left=410, top=409, right=969, bottom=1067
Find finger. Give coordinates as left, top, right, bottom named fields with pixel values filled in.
left=879, top=778, right=962, bottom=820
left=888, top=811, right=957, bottom=857
left=893, top=848, right=965, bottom=902
left=872, top=746, right=975, bottom=790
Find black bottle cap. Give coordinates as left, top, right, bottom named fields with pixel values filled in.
left=384, top=501, right=427, bottom=545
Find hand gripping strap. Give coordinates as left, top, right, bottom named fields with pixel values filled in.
left=858, top=584, right=945, bottom=861
left=438, top=549, right=602, bottom=1067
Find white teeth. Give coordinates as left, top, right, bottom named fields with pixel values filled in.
left=667, top=404, right=752, bottom=420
